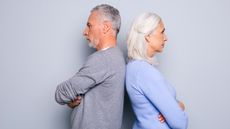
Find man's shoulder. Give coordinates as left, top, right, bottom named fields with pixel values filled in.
left=105, top=47, right=125, bottom=60
left=93, top=47, right=124, bottom=60
left=84, top=47, right=125, bottom=67
left=85, top=51, right=105, bottom=65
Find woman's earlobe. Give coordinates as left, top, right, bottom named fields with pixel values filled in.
left=145, top=35, right=150, bottom=43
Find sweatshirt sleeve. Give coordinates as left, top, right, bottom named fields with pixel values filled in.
left=55, top=53, right=109, bottom=105
left=138, top=65, right=188, bottom=129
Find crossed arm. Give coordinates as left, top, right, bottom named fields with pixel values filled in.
left=158, top=100, right=185, bottom=123
left=67, top=92, right=185, bottom=124
left=55, top=53, right=109, bottom=106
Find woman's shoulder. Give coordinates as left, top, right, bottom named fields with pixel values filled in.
left=127, top=60, right=164, bottom=80
left=127, top=60, right=150, bottom=69
left=127, top=60, right=158, bottom=71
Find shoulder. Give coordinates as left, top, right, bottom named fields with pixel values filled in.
left=103, top=47, right=124, bottom=59
left=126, top=60, right=164, bottom=81
left=127, top=60, right=149, bottom=69
left=127, top=60, right=159, bottom=73
left=83, top=47, right=125, bottom=71
left=101, top=47, right=125, bottom=66
left=78, top=51, right=107, bottom=74
left=85, top=51, right=106, bottom=66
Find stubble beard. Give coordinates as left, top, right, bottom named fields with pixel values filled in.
left=88, top=38, right=99, bottom=49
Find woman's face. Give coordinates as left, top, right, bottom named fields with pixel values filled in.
left=145, top=21, right=167, bottom=57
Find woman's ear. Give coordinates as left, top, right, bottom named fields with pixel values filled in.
left=145, top=35, right=150, bottom=43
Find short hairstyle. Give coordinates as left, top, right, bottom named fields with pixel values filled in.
left=127, top=12, right=161, bottom=63
left=91, top=4, right=121, bottom=34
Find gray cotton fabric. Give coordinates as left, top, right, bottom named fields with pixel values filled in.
left=55, top=47, right=126, bottom=129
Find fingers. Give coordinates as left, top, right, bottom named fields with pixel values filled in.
left=178, top=101, right=185, bottom=111
left=68, top=96, right=82, bottom=109
left=73, top=96, right=82, bottom=105
left=76, top=96, right=82, bottom=101
left=158, top=114, right=165, bottom=123
left=67, top=102, right=75, bottom=109
left=74, top=96, right=82, bottom=104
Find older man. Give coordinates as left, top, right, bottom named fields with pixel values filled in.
left=55, top=4, right=125, bottom=129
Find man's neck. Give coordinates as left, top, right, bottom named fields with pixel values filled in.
left=97, top=43, right=116, bottom=51
left=96, top=37, right=117, bottom=51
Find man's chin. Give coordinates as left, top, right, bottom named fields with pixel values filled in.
left=88, top=42, right=96, bottom=48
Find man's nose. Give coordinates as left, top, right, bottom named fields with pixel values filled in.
left=83, top=28, right=88, bottom=36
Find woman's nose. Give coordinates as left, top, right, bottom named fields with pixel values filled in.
left=164, top=34, right=168, bottom=41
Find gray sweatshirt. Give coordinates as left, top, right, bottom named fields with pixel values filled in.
left=55, top=47, right=126, bottom=129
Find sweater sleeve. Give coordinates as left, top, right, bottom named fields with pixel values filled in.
left=138, top=65, right=188, bottom=129
left=55, top=53, right=109, bottom=105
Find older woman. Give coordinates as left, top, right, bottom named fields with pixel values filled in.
left=126, top=12, right=188, bottom=129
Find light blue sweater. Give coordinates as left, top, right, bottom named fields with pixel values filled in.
left=126, top=60, right=188, bottom=129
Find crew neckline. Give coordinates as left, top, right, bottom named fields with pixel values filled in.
left=100, top=46, right=115, bottom=51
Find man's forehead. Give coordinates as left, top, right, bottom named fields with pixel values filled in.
left=88, top=11, right=98, bottom=19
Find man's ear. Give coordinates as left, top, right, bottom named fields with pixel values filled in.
left=103, top=21, right=112, bottom=34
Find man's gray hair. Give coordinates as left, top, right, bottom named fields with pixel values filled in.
left=127, top=12, right=161, bottom=63
left=91, top=4, right=121, bottom=34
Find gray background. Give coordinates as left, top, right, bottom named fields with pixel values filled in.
left=1, top=0, right=230, bottom=129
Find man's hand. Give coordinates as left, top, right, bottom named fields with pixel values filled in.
left=158, top=114, right=165, bottom=123
left=68, top=96, right=82, bottom=109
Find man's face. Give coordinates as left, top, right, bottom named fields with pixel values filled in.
left=83, top=11, right=103, bottom=48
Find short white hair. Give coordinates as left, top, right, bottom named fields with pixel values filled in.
left=127, top=12, right=161, bottom=63
left=91, top=4, right=121, bottom=35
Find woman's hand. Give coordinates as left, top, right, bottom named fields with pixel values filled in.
left=178, top=101, right=185, bottom=111
left=158, top=114, right=165, bottom=123
left=158, top=101, right=185, bottom=123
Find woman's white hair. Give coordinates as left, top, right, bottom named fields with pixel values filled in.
left=127, top=12, right=161, bottom=63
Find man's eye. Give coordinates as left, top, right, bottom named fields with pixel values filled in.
left=87, top=23, right=91, bottom=28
